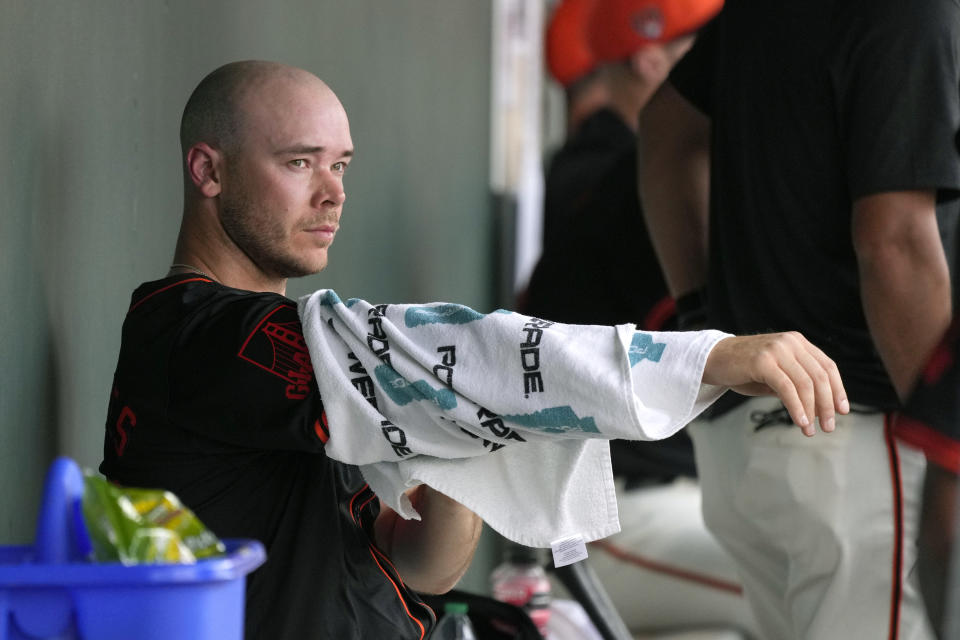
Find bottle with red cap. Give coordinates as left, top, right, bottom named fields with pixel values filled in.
left=490, top=543, right=552, bottom=637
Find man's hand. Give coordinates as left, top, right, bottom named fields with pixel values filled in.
left=704, top=333, right=849, bottom=436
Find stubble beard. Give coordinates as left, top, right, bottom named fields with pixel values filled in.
left=220, top=191, right=320, bottom=280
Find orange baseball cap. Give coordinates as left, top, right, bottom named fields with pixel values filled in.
left=587, top=0, right=724, bottom=62
left=546, top=0, right=599, bottom=87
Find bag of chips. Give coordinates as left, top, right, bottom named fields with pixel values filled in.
left=81, top=473, right=225, bottom=564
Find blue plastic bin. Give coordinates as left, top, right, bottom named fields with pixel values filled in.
left=0, top=458, right=265, bottom=640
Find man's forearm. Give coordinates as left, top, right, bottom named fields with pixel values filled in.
left=638, top=81, right=711, bottom=298
left=854, top=191, right=952, bottom=399
left=374, top=485, right=482, bottom=594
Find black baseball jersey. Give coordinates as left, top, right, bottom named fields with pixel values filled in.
left=670, top=0, right=960, bottom=412
left=100, top=274, right=435, bottom=639
left=897, top=320, right=960, bottom=474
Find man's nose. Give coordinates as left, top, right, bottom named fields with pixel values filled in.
left=313, top=171, right=346, bottom=208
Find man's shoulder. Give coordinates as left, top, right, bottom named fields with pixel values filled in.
left=127, top=275, right=291, bottom=321
left=122, top=276, right=300, bottom=362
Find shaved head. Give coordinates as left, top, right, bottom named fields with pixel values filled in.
left=179, top=60, right=333, bottom=158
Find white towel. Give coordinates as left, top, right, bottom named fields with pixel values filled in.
left=298, top=290, right=730, bottom=547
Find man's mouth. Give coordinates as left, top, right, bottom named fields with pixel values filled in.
left=304, top=223, right=339, bottom=240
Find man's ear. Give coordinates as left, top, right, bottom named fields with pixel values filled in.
left=186, top=143, right=223, bottom=198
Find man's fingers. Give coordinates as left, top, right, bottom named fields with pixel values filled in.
left=706, top=332, right=847, bottom=436
left=789, top=335, right=849, bottom=431
left=807, top=343, right=849, bottom=415
left=756, top=333, right=844, bottom=436
left=792, top=347, right=837, bottom=433
left=750, top=334, right=815, bottom=434
left=764, top=366, right=814, bottom=436
left=771, top=357, right=817, bottom=436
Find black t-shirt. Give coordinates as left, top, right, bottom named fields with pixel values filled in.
left=897, top=319, right=960, bottom=474
left=670, top=0, right=960, bottom=411
left=100, top=275, right=435, bottom=640
left=524, top=108, right=674, bottom=330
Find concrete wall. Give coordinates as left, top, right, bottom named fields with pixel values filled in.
left=0, top=0, right=497, bottom=589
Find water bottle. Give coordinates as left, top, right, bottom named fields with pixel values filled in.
left=432, top=601, right=477, bottom=640
left=490, top=544, right=552, bottom=637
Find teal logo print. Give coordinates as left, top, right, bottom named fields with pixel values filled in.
left=629, top=332, right=666, bottom=366
left=374, top=365, right=457, bottom=410
left=318, top=291, right=360, bottom=307
left=504, top=406, right=599, bottom=434
left=319, top=290, right=342, bottom=306
left=405, top=304, right=484, bottom=328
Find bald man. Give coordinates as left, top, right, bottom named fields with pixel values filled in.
left=101, top=61, right=482, bottom=640
left=100, top=60, right=847, bottom=639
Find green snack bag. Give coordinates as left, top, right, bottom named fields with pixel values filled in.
left=81, top=473, right=226, bottom=564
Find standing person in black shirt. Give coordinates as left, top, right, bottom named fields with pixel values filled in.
left=101, top=59, right=850, bottom=640
left=639, top=1, right=960, bottom=638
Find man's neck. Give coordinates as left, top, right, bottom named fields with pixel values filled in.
left=169, top=255, right=289, bottom=296
left=173, top=198, right=293, bottom=294
left=171, top=218, right=288, bottom=295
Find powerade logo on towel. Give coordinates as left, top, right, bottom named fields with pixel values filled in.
left=347, top=352, right=378, bottom=409
left=380, top=419, right=411, bottom=457
left=520, top=318, right=554, bottom=397
left=433, top=346, right=457, bottom=388
left=443, top=407, right=530, bottom=453
left=476, top=407, right=527, bottom=444
left=629, top=332, right=666, bottom=366
left=367, top=304, right=393, bottom=366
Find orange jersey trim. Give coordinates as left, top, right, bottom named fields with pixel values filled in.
left=348, top=485, right=427, bottom=639
left=314, top=413, right=329, bottom=443
left=366, top=546, right=426, bottom=640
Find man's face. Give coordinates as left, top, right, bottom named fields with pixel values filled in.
left=218, top=77, right=354, bottom=279
left=633, top=35, right=695, bottom=88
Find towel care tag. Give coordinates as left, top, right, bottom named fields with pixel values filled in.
left=550, top=535, right=588, bottom=568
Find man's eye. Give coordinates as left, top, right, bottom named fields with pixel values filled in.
left=332, top=162, right=347, bottom=173
left=290, top=159, right=308, bottom=169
